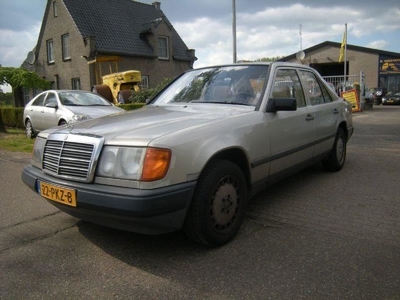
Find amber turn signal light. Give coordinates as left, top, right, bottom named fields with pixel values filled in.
left=141, top=148, right=171, bottom=181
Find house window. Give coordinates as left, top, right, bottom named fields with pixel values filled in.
left=62, top=34, right=71, bottom=60
left=141, top=75, right=149, bottom=89
left=53, top=1, right=58, bottom=17
left=158, top=36, right=169, bottom=59
left=23, top=88, right=30, bottom=106
left=47, top=39, right=54, bottom=63
left=71, top=78, right=81, bottom=90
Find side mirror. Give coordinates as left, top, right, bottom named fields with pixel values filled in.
left=266, top=98, right=297, bottom=112
left=45, top=102, right=58, bottom=109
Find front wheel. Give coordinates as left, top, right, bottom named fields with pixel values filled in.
left=25, top=120, right=35, bottom=139
left=322, top=128, right=347, bottom=172
left=184, top=160, right=248, bottom=247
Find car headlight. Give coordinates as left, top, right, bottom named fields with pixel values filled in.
left=32, top=137, right=46, bottom=168
left=96, top=146, right=171, bottom=181
left=72, top=114, right=92, bottom=121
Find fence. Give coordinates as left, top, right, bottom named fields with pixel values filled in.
left=322, top=74, right=361, bottom=97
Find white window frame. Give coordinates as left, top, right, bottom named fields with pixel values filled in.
left=71, top=78, right=81, bottom=90
left=141, top=75, right=149, bottom=89
left=53, top=1, right=58, bottom=17
left=47, top=39, right=54, bottom=63
left=62, top=34, right=71, bottom=61
left=158, top=36, right=169, bottom=59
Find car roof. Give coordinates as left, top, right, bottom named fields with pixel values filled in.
left=41, top=90, right=94, bottom=93
left=188, top=61, right=313, bottom=72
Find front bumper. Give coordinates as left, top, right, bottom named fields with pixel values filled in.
left=347, top=125, right=354, bottom=141
left=21, top=165, right=196, bottom=234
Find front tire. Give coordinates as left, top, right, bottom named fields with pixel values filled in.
left=184, top=160, right=248, bottom=247
left=25, top=120, right=35, bottom=139
left=322, top=128, right=347, bottom=172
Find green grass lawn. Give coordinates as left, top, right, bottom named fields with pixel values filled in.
left=0, top=128, right=35, bottom=152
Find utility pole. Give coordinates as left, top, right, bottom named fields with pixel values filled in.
left=232, top=0, right=237, bottom=63
left=299, top=24, right=302, bottom=51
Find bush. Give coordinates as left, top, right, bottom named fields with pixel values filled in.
left=1, top=107, right=25, bottom=128
left=129, top=78, right=173, bottom=103
left=119, top=103, right=145, bottom=111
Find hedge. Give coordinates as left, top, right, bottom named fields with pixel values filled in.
left=1, top=107, right=25, bottom=128
left=0, top=104, right=145, bottom=129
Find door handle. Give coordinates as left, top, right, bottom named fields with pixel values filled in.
left=305, top=114, right=314, bottom=121
left=333, top=109, right=339, bottom=114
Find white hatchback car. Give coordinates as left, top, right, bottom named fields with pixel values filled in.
left=23, top=90, right=124, bottom=138
left=22, top=62, right=353, bottom=247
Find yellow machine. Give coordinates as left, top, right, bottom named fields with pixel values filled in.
left=90, top=56, right=142, bottom=104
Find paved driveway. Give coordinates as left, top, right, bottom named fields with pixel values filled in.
left=1, top=106, right=399, bottom=299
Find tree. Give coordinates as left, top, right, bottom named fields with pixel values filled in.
left=0, top=67, right=50, bottom=132
left=0, top=67, right=51, bottom=107
left=0, top=112, right=5, bottom=133
left=254, top=56, right=284, bottom=62
left=0, top=92, right=13, bottom=106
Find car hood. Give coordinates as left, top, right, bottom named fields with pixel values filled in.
left=45, top=104, right=254, bottom=146
left=66, top=105, right=124, bottom=118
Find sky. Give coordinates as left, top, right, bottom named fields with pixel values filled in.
left=1, top=0, right=399, bottom=92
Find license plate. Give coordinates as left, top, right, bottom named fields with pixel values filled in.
left=388, top=100, right=394, bottom=103
left=39, top=181, right=77, bottom=207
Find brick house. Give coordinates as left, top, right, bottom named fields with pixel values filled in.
left=19, top=0, right=196, bottom=106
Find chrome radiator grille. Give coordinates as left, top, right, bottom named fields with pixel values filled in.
left=43, top=140, right=94, bottom=179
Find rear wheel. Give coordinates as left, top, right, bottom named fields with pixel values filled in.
left=322, top=128, right=347, bottom=172
left=25, top=120, right=35, bottom=139
left=184, top=160, right=248, bottom=247
left=92, top=85, right=113, bottom=103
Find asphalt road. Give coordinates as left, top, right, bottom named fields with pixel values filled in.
left=1, top=105, right=399, bottom=300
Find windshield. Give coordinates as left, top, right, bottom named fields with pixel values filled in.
left=58, top=91, right=112, bottom=106
left=152, top=65, right=269, bottom=106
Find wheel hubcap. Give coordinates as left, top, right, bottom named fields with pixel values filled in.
left=336, top=136, right=345, bottom=163
left=26, top=123, right=32, bottom=138
left=210, top=176, right=239, bottom=231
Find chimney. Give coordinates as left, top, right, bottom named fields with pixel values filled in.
left=152, top=2, right=161, bottom=10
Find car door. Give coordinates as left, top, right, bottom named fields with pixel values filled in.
left=40, top=92, right=59, bottom=130
left=266, top=68, right=316, bottom=176
left=26, top=93, right=47, bottom=131
left=299, top=70, right=340, bottom=158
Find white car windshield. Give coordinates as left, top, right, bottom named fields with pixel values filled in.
left=58, top=91, right=112, bottom=106
left=152, top=65, right=269, bottom=106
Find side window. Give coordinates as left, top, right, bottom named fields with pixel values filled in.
left=320, top=83, right=333, bottom=103
left=44, top=93, right=58, bottom=106
left=62, top=34, right=71, bottom=61
left=158, top=36, right=169, bottom=59
left=271, top=69, right=306, bottom=108
left=53, top=1, right=58, bottom=17
left=300, top=71, right=325, bottom=105
left=141, top=75, right=149, bottom=89
left=71, top=78, right=81, bottom=90
left=47, top=39, right=54, bottom=63
left=32, top=94, right=46, bottom=106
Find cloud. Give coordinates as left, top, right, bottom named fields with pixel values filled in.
left=0, top=0, right=45, bottom=31
left=0, top=23, right=41, bottom=67
left=367, top=40, right=388, bottom=50
left=1, top=0, right=399, bottom=72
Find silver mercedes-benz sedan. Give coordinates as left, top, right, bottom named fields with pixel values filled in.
left=22, top=62, right=353, bottom=247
